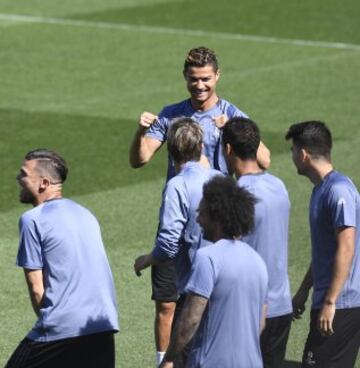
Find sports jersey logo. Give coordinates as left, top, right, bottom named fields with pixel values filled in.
left=337, top=198, right=346, bottom=206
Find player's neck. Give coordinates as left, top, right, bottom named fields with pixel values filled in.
left=190, top=95, right=219, bottom=112
left=234, top=159, right=262, bottom=179
left=309, top=162, right=334, bottom=186
left=35, top=187, right=63, bottom=206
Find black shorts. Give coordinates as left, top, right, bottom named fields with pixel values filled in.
left=5, top=331, right=116, bottom=368
left=260, top=313, right=292, bottom=368
left=151, top=259, right=178, bottom=302
left=302, top=307, right=360, bottom=368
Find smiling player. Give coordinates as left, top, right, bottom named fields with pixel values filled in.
left=129, top=46, right=270, bottom=366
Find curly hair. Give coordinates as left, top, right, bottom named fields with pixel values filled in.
left=183, top=46, right=219, bottom=72
left=25, top=148, right=68, bottom=183
left=202, top=176, right=256, bottom=238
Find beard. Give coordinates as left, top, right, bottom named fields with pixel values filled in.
left=19, top=188, right=36, bottom=204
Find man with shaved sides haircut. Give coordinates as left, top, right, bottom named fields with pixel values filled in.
left=6, top=149, right=119, bottom=368
left=129, top=46, right=271, bottom=365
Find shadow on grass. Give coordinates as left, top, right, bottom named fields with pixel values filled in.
left=0, top=107, right=304, bottom=212
left=0, top=108, right=167, bottom=212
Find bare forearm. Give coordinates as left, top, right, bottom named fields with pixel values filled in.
left=164, top=294, right=207, bottom=363
left=24, top=269, right=44, bottom=317
left=317, top=228, right=354, bottom=335
left=325, top=232, right=354, bottom=303
left=129, top=127, right=150, bottom=168
left=292, top=264, right=313, bottom=319
left=165, top=317, right=199, bottom=361
left=299, top=264, right=313, bottom=293
left=29, top=289, right=44, bottom=316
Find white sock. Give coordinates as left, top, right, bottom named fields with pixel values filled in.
left=156, top=351, right=166, bottom=366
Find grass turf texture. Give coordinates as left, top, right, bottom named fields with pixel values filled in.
left=0, top=0, right=359, bottom=366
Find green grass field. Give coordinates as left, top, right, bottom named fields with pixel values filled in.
left=0, top=0, right=359, bottom=366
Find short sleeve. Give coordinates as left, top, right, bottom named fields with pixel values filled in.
left=226, top=104, right=248, bottom=119
left=145, top=109, right=169, bottom=142
left=329, top=183, right=357, bottom=229
left=16, top=215, right=43, bottom=269
left=185, top=250, right=216, bottom=299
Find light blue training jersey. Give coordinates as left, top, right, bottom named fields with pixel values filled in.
left=17, top=198, right=119, bottom=342
left=146, top=98, right=247, bottom=180
left=239, top=172, right=292, bottom=318
left=310, top=170, right=360, bottom=309
left=152, top=161, right=221, bottom=294
left=185, top=239, right=268, bottom=368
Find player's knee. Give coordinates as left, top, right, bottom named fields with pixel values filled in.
left=156, top=301, right=176, bottom=318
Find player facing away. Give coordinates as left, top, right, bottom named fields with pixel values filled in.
left=286, top=121, right=360, bottom=367
left=223, top=117, right=293, bottom=368
left=6, top=149, right=119, bottom=368
left=129, top=46, right=270, bottom=365
left=160, top=176, right=269, bottom=368
left=133, top=118, right=221, bottom=360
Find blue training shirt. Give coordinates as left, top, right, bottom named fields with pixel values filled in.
left=185, top=239, right=268, bottom=368
left=152, top=161, right=221, bottom=294
left=17, top=198, right=119, bottom=342
left=146, top=98, right=247, bottom=180
left=239, top=172, right=292, bottom=318
left=310, top=170, right=360, bottom=309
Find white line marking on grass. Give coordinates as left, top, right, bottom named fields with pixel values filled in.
left=230, top=51, right=359, bottom=79
left=0, top=13, right=359, bottom=51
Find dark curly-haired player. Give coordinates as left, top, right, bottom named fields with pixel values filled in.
left=161, top=176, right=269, bottom=368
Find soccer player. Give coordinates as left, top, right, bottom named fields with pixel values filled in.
left=129, top=46, right=270, bottom=365
left=286, top=121, right=360, bottom=367
left=6, top=149, right=119, bottom=368
left=133, top=117, right=220, bottom=364
left=223, top=117, right=292, bottom=368
left=161, top=176, right=268, bottom=368
left=129, top=46, right=270, bottom=179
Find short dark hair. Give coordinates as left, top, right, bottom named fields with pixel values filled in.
left=167, top=117, right=203, bottom=164
left=183, top=46, right=219, bottom=73
left=285, top=120, right=332, bottom=159
left=25, top=149, right=68, bottom=183
left=222, top=117, right=260, bottom=160
left=202, top=176, right=256, bottom=238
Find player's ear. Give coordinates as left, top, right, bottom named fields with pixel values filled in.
left=301, top=148, right=309, bottom=162
left=39, top=177, right=51, bottom=191
left=215, top=69, right=220, bottom=81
